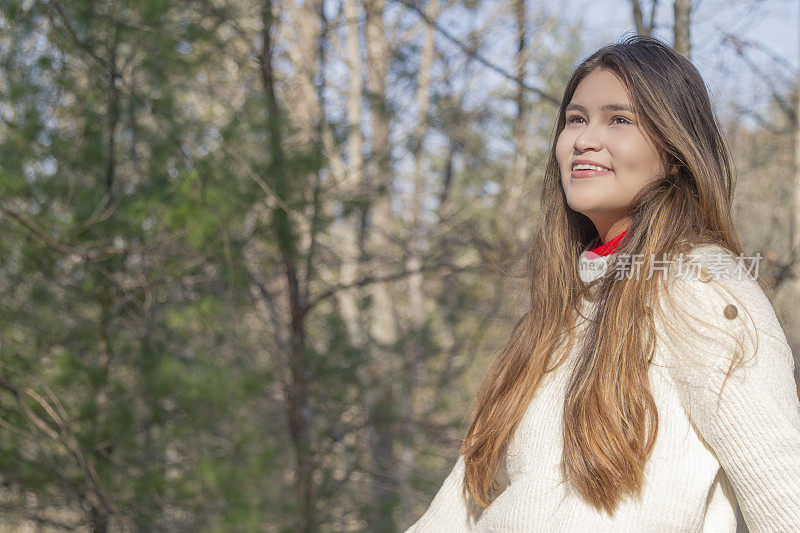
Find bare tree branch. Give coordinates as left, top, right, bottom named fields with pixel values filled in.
left=390, top=0, right=559, bottom=105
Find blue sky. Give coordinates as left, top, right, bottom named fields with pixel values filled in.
left=407, top=0, right=799, bottom=130
left=572, top=0, right=799, bottom=124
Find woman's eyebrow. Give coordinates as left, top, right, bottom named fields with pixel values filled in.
left=565, top=103, right=635, bottom=114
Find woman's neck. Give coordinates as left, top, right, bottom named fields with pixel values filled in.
left=590, top=228, right=629, bottom=257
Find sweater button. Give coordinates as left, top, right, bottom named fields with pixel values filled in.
left=723, top=304, right=738, bottom=319
left=698, top=268, right=713, bottom=283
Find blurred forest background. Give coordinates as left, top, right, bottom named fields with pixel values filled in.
left=1, top=0, right=799, bottom=531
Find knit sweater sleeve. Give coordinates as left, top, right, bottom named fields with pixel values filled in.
left=404, top=455, right=477, bottom=532
left=657, top=248, right=800, bottom=532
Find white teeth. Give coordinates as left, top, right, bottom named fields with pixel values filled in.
left=573, top=164, right=610, bottom=171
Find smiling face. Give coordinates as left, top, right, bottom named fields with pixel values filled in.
left=555, top=68, right=665, bottom=241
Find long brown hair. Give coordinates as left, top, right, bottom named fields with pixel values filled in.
left=460, top=35, right=750, bottom=518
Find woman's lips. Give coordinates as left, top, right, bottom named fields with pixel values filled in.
left=571, top=169, right=613, bottom=178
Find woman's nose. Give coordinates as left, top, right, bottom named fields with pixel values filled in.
left=574, top=127, right=602, bottom=151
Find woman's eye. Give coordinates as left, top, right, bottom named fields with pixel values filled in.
left=565, top=115, right=630, bottom=125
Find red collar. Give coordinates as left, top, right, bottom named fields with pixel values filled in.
left=589, top=229, right=629, bottom=257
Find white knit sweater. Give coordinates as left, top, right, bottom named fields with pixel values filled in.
left=406, top=244, right=800, bottom=532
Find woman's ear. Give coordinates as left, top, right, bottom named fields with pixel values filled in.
left=663, top=155, right=676, bottom=175
left=664, top=159, right=681, bottom=181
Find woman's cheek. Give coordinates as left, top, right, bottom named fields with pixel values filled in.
left=556, top=133, right=573, bottom=170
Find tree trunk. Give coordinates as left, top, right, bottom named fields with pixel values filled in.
left=364, top=0, right=400, bottom=528
left=261, top=1, right=316, bottom=530
left=793, top=0, right=800, bottom=397
left=400, top=0, right=439, bottom=518
left=673, top=0, right=691, bottom=58
left=629, top=0, right=657, bottom=37
left=506, top=0, right=531, bottom=244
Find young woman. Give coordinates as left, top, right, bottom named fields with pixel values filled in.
left=406, top=35, right=800, bottom=532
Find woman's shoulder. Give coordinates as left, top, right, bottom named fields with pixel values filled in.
left=653, top=243, right=794, bottom=403
left=666, top=242, right=763, bottom=297
left=674, top=243, right=750, bottom=279
left=661, top=242, right=787, bottom=349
